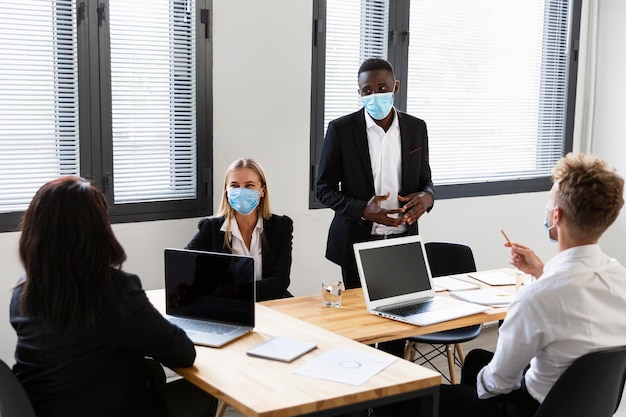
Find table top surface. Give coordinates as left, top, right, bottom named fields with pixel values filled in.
left=147, top=291, right=441, bottom=417
left=261, top=272, right=511, bottom=345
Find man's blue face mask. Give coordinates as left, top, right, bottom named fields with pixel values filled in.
left=227, top=187, right=260, bottom=215
left=361, top=92, right=394, bottom=120
left=543, top=208, right=557, bottom=243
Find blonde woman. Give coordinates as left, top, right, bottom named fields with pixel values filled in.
left=186, top=158, right=293, bottom=301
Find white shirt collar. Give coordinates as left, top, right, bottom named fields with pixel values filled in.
left=364, top=107, right=399, bottom=131
left=221, top=215, right=264, bottom=281
left=220, top=215, right=264, bottom=235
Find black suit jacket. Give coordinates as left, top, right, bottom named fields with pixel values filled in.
left=316, top=108, right=434, bottom=269
left=11, top=270, right=195, bottom=417
left=185, top=214, right=293, bottom=301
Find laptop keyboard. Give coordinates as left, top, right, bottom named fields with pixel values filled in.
left=168, top=316, right=239, bottom=335
left=384, top=296, right=458, bottom=317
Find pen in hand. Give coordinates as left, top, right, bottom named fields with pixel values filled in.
left=501, top=229, right=525, bottom=288
left=500, top=229, right=512, bottom=245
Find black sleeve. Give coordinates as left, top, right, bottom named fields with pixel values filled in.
left=185, top=217, right=231, bottom=254
left=315, top=120, right=368, bottom=220
left=256, top=215, right=293, bottom=301
left=117, top=273, right=196, bottom=368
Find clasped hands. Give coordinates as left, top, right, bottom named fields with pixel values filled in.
left=362, top=191, right=433, bottom=226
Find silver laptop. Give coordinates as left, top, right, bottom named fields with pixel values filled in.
left=164, top=248, right=255, bottom=347
left=353, top=235, right=489, bottom=326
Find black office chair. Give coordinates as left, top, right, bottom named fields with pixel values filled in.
left=533, top=345, right=626, bottom=417
left=0, top=359, right=36, bottom=417
left=404, top=242, right=483, bottom=384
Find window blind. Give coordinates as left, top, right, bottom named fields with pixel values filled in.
left=324, top=0, right=388, bottom=134
left=109, top=0, right=197, bottom=203
left=406, top=0, right=572, bottom=185
left=0, top=0, right=79, bottom=214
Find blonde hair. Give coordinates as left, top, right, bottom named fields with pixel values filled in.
left=217, top=158, right=272, bottom=250
left=552, top=153, right=624, bottom=240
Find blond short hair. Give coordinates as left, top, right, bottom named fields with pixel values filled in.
left=552, top=153, right=624, bottom=239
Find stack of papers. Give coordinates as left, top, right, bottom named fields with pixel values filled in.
left=432, top=276, right=481, bottom=291
left=468, top=268, right=517, bottom=286
left=450, top=288, right=516, bottom=307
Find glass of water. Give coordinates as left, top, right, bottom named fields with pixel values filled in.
left=515, top=269, right=531, bottom=291
left=322, top=280, right=343, bottom=307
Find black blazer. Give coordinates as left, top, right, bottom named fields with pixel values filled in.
left=185, top=214, right=293, bottom=301
left=316, top=108, right=434, bottom=269
left=10, top=270, right=195, bottom=417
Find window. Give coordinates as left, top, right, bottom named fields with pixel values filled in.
left=310, top=0, right=581, bottom=206
left=0, top=0, right=213, bottom=232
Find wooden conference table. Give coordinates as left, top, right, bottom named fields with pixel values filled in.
left=147, top=291, right=441, bottom=417
left=262, top=272, right=510, bottom=346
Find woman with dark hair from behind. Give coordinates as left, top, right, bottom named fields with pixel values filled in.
left=11, top=176, right=216, bottom=417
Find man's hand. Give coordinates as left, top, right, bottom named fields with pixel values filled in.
left=505, top=242, right=544, bottom=279
left=362, top=192, right=405, bottom=227
left=398, top=192, right=433, bottom=225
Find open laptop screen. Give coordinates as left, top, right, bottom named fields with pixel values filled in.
left=356, top=237, right=432, bottom=301
left=165, top=249, right=255, bottom=326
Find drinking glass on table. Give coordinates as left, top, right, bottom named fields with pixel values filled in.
left=322, top=280, right=343, bottom=307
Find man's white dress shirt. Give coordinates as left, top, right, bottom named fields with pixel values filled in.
left=364, top=108, right=406, bottom=236
left=477, top=244, right=626, bottom=403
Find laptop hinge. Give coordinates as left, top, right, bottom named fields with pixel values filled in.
left=377, top=296, right=433, bottom=312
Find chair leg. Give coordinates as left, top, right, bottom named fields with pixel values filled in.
left=456, top=343, right=466, bottom=365
left=216, top=400, right=227, bottom=417
left=404, top=341, right=417, bottom=361
left=446, top=344, right=457, bottom=384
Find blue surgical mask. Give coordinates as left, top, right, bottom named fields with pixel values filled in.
left=227, top=187, right=260, bottom=215
left=361, top=92, right=394, bottom=120
left=543, top=208, right=557, bottom=243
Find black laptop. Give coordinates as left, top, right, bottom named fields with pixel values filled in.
left=164, top=248, right=255, bottom=347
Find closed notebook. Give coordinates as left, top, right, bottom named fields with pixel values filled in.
left=246, top=337, right=317, bottom=363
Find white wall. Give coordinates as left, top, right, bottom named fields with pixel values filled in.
left=0, top=0, right=624, bottom=365
left=586, top=0, right=626, bottom=259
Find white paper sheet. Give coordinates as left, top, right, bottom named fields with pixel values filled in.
left=450, top=287, right=516, bottom=306
left=292, top=348, right=396, bottom=386
left=468, top=268, right=517, bottom=286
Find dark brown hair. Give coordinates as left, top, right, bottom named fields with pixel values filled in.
left=18, top=176, right=126, bottom=327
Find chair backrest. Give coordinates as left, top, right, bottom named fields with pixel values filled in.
left=424, top=242, right=477, bottom=277
left=534, top=345, right=626, bottom=417
left=0, top=359, right=37, bottom=417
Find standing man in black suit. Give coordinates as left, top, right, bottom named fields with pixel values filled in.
left=316, top=57, right=434, bottom=290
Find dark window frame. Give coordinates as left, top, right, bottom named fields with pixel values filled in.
left=309, top=0, right=582, bottom=208
left=0, top=0, right=213, bottom=232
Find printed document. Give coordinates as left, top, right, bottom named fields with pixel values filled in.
left=293, top=348, right=396, bottom=386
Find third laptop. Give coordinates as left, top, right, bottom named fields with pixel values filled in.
left=353, top=235, right=489, bottom=326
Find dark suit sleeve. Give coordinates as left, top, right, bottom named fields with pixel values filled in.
left=417, top=121, right=435, bottom=207
left=117, top=273, right=196, bottom=369
left=316, top=120, right=368, bottom=221
left=256, top=215, right=293, bottom=301
left=185, top=217, right=225, bottom=252
left=399, top=112, right=435, bottom=212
